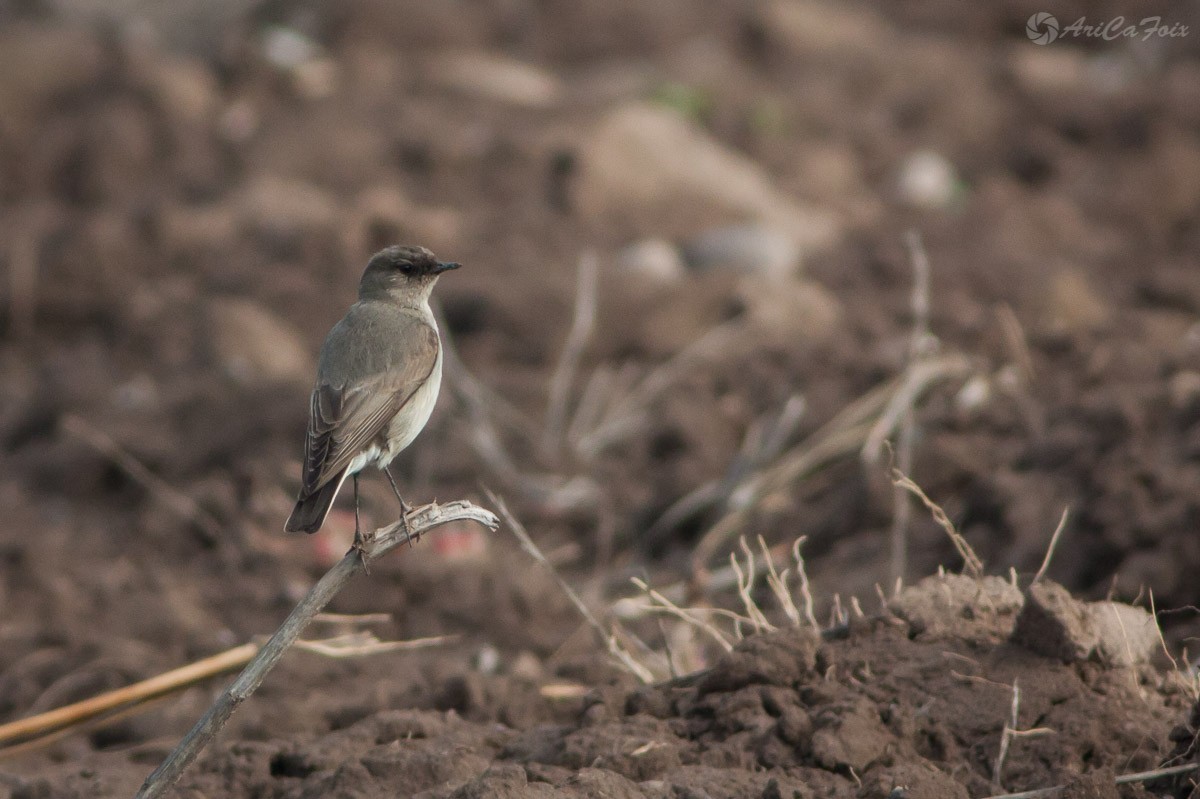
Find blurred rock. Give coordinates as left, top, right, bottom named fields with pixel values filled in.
left=889, top=574, right=1023, bottom=639
left=955, top=374, right=992, bottom=416
left=160, top=203, right=238, bottom=253
left=207, top=298, right=313, bottom=386
left=575, top=103, right=839, bottom=253
left=810, top=698, right=890, bottom=773
left=864, top=764, right=969, bottom=799
left=0, top=25, right=106, bottom=135
left=740, top=277, right=843, bottom=342
left=682, top=224, right=799, bottom=280
left=615, top=238, right=686, bottom=285
left=426, top=51, right=564, bottom=108
left=1168, top=370, right=1200, bottom=411
left=897, top=149, right=960, bottom=209
left=1088, top=601, right=1158, bottom=667
left=760, top=0, right=893, bottom=62
left=138, top=51, right=220, bottom=123
left=1009, top=46, right=1090, bottom=95
left=236, top=176, right=340, bottom=239
left=263, top=26, right=319, bottom=71
left=1042, top=269, right=1111, bottom=335
left=1011, top=581, right=1097, bottom=662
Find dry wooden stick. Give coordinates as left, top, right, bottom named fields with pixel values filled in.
left=0, top=644, right=257, bottom=750
left=134, top=499, right=498, bottom=799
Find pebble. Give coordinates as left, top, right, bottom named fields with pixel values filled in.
left=575, top=103, right=839, bottom=253
left=616, top=238, right=687, bottom=284
left=681, top=224, right=800, bottom=280
left=426, top=51, right=563, bottom=108
left=896, top=149, right=960, bottom=209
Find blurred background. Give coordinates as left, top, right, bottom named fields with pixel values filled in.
left=2, top=0, right=1200, bottom=790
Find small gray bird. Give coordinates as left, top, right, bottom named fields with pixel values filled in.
left=285, top=245, right=460, bottom=547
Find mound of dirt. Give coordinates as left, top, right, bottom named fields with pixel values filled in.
left=17, top=576, right=1188, bottom=798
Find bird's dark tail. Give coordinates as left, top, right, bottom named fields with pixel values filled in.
left=285, top=471, right=347, bottom=533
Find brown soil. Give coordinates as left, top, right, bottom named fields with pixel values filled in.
left=3, top=0, right=1200, bottom=797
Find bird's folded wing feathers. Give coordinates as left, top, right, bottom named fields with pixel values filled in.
left=299, top=321, right=439, bottom=495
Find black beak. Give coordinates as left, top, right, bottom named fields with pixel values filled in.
left=433, top=261, right=461, bottom=274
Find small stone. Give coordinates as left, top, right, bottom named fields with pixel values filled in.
left=897, top=150, right=960, bottom=209
left=1168, top=370, right=1200, bottom=411
left=616, top=239, right=687, bottom=284
left=697, top=629, right=818, bottom=694
left=889, top=574, right=1024, bottom=639
left=955, top=374, right=992, bottom=415
left=1088, top=601, right=1158, bottom=667
left=575, top=103, right=838, bottom=252
left=426, top=51, right=563, bottom=108
left=810, top=700, right=890, bottom=773
left=1042, top=269, right=1111, bottom=334
left=681, top=225, right=800, bottom=280
left=236, top=175, right=340, bottom=238
left=1011, top=581, right=1097, bottom=662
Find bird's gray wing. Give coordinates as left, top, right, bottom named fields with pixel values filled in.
left=299, top=315, right=439, bottom=496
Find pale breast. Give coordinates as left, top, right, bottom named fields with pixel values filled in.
left=377, top=347, right=442, bottom=465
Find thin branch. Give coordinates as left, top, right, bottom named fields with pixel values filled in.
left=134, top=500, right=498, bottom=799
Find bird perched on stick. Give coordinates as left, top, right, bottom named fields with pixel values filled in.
left=285, top=245, right=460, bottom=551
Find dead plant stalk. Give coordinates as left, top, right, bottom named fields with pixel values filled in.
left=134, top=500, right=498, bottom=799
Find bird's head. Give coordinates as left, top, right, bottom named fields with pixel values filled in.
left=358, top=245, right=460, bottom=304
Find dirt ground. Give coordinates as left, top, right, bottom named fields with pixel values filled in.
left=3, top=0, right=1200, bottom=797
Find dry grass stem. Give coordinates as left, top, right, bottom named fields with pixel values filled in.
left=543, top=251, right=599, bottom=460
left=293, top=633, right=455, bottom=658
left=576, top=321, right=743, bottom=459
left=758, top=535, right=801, bottom=627
left=993, top=679, right=1021, bottom=787
left=695, top=367, right=963, bottom=568
left=892, top=468, right=984, bottom=577
left=630, top=577, right=736, bottom=652
left=980, top=763, right=1198, bottom=799
left=731, top=539, right=774, bottom=634
left=862, top=354, right=969, bottom=465
left=646, top=395, right=805, bottom=546
left=1032, top=507, right=1070, bottom=584
left=792, top=537, right=819, bottom=629
left=488, top=491, right=655, bottom=682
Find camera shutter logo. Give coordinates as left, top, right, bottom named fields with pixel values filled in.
left=1027, top=12, right=1060, bottom=44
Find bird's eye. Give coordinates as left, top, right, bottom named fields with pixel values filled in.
left=399, top=263, right=412, bottom=274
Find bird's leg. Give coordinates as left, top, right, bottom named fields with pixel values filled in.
left=351, top=474, right=372, bottom=572
left=383, top=465, right=416, bottom=546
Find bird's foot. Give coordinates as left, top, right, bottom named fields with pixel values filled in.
left=399, top=506, right=419, bottom=548
left=352, top=527, right=375, bottom=575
